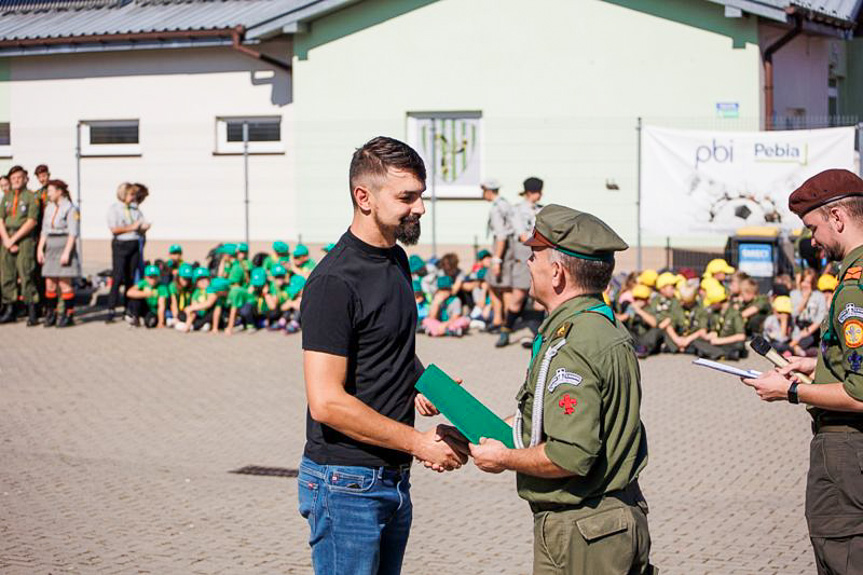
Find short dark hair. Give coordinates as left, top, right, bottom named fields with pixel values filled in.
left=35, top=164, right=49, bottom=175
left=550, top=250, right=615, bottom=293
left=8, top=165, right=26, bottom=178
left=349, top=136, right=426, bottom=207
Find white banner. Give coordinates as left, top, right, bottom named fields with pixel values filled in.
left=640, top=125, right=856, bottom=236
left=406, top=113, right=482, bottom=199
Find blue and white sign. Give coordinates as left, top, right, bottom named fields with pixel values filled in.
left=737, top=243, right=774, bottom=277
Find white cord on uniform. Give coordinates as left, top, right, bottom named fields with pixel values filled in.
left=513, top=339, right=567, bottom=449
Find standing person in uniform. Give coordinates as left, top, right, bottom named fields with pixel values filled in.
left=498, top=176, right=544, bottom=348
left=33, top=165, right=50, bottom=308
left=469, top=204, right=654, bottom=575
left=482, top=178, right=514, bottom=334
left=298, top=137, right=468, bottom=575
left=36, top=180, right=80, bottom=328
left=106, top=182, right=149, bottom=323
left=0, top=165, right=41, bottom=325
left=742, top=169, right=863, bottom=575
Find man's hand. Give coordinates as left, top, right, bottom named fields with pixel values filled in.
left=415, top=378, right=463, bottom=417
left=469, top=437, right=510, bottom=474
left=778, top=356, right=817, bottom=380
left=414, top=425, right=468, bottom=472
left=741, top=370, right=793, bottom=402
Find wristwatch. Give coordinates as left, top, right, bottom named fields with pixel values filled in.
left=491, top=257, right=503, bottom=264
left=788, top=382, right=800, bottom=404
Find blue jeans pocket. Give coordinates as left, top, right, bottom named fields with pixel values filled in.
left=298, top=469, right=321, bottom=534
left=327, top=467, right=376, bottom=494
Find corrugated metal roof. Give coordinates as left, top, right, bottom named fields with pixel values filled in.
left=0, top=0, right=319, bottom=40
left=712, top=0, right=862, bottom=24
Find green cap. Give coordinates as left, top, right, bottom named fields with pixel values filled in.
left=193, top=267, right=211, bottom=281
left=287, top=274, right=306, bottom=299
left=178, top=263, right=194, bottom=279
left=169, top=244, right=182, bottom=254
left=323, top=243, right=336, bottom=252
left=293, top=244, right=309, bottom=257
left=238, top=242, right=249, bottom=253
left=437, top=276, right=453, bottom=289
left=409, top=254, right=425, bottom=274
left=524, top=204, right=627, bottom=262
left=477, top=249, right=492, bottom=260
left=273, top=241, right=289, bottom=255
left=412, top=279, right=423, bottom=292
left=271, top=264, right=287, bottom=277
left=144, top=264, right=160, bottom=277
left=207, top=277, right=230, bottom=293
left=219, top=243, right=237, bottom=256
left=250, top=267, right=267, bottom=287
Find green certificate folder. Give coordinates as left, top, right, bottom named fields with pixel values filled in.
left=415, top=364, right=515, bottom=449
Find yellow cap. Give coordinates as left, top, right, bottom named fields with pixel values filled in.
left=603, top=292, right=612, bottom=305
left=637, top=269, right=658, bottom=288
left=817, top=274, right=838, bottom=292
left=772, top=295, right=792, bottom=314
left=632, top=284, right=652, bottom=300
left=704, top=258, right=735, bottom=277
left=656, top=272, right=681, bottom=290
left=700, top=276, right=722, bottom=291
left=703, top=283, right=728, bottom=306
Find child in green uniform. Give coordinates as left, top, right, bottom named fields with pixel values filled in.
left=125, top=264, right=169, bottom=328
left=226, top=267, right=269, bottom=335
left=736, top=277, right=771, bottom=336
left=264, top=264, right=290, bottom=330
left=282, top=273, right=306, bottom=334
left=691, top=281, right=746, bottom=360
left=623, top=284, right=663, bottom=358
left=167, top=262, right=195, bottom=326
left=216, top=243, right=237, bottom=279
left=263, top=241, right=291, bottom=277
left=176, top=267, right=210, bottom=332
left=663, top=280, right=709, bottom=353
left=167, top=244, right=183, bottom=279
left=179, top=276, right=230, bottom=334
left=226, top=243, right=251, bottom=286
left=291, top=244, right=316, bottom=278
left=421, top=276, right=470, bottom=337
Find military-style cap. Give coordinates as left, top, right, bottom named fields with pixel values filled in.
left=520, top=177, right=543, bottom=195
left=169, top=244, right=182, bottom=254
left=193, top=267, right=211, bottom=281
left=273, top=241, right=289, bottom=255
left=789, top=169, right=863, bottom=217
left=293, top=244, right=309, bottom=257
left=207, top=277, right=231, bottom=293
left=144, top=264, right=160, bottom=277
left=271, top=264, right=287, bottom=277
left=218, top=243, right=237, bottom=256
left=287, top=274, right=306, bottom=299
left=480, top=178, right=501, bottom=191
left=178, top=263, right=194, bottom=279
left=524, top=204, right=628, bottom=262
left=237, top=242, right=249, bottom=253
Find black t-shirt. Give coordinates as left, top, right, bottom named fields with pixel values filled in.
left=300, top=229, right=419, bottom=467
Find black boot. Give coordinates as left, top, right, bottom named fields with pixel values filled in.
left=57, top=314, right=74, bottom=328
left=26, top=304, right=39, bottom=326
left=0, top=305, right=15, bottom=324
left=44, top=309, right=57, bottom=327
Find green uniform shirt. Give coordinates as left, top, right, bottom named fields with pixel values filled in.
left=708, top=305, right=744, bottom=337
left=269, top=281, right=289, bottom=306
left=515, top=294, right=648, bottom=506
left=812, top=244, right=863, bottom=420
left=0, top=188, right=40, bottom=231
left=670, top=304, right=709, bottom=336
left=227, top=261, right=249, bottom=286
left=646, top=295, right=679, bottom=324
left=263, top=255, right=291, bottom=274
left=229, top=285, right=268, bottom=313
left=136, top=280, right=168, bottom=309
left=171, top=281, right=194, bottom=312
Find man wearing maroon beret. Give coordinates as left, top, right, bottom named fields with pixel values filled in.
left=743, top=168, right=863, bottom=574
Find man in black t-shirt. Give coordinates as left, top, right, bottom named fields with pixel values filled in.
left=298, top=137, right=468, bottom=575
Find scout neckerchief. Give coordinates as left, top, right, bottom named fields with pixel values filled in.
left=528, top=301, right=615, bottom=368
left=11, top=189, right=18, bottom=217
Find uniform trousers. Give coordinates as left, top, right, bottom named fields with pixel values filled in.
left=108, top=239, right=140, bottom=311
left=0, top=235, right=38, bottom=305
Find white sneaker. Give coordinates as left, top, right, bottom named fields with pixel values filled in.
left=174, top=322, right=188, bottom=332
left=470, top=319, right=486, bottom=331
left=166, top=318, right=176, bottom=327
left=200, top=322, right=211, bottom=332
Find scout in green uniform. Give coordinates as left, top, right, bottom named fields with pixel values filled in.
left=0, top=165, right=41, bottom=325
left=742, top=169, right=863, bottom=575
left=176, top=267, right=212, bottom=332
left=731, top=275, right=771, bottom=336
left=168, top=244, right=183, bottom=274
left=263, top=241, right=291, bottom=277
left=690, top=281, right=745, bottom=360
left=125, top=264, right=169, bottom=328
left=623, top=284, right=663, bottom=358
left=469, top=204, right=654, bottom=575
left=179, top=276, right=229, bottom=334
left=663, top=280, right=709, bottom=353
left=168, top=263, right=195, bottom=325
left=226, top=267, right=269, bottom=334
left=291, top=244, right=316, bottom=277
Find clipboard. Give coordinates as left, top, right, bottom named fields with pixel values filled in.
left=692, top=358, right=762, bottom=378
left=415, top=364, right=515, bottom=448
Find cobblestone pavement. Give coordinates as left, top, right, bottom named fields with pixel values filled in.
left=0, top=320, right=815, bottom=575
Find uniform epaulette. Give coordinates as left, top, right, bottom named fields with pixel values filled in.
left=843, top=266, right=862, bottom=283
left=552, top=321, right=572, bottom=340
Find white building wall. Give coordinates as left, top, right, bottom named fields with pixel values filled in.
left=5, top=42, right=295, bottom=242
left=760, top=23, right=830, bottom=121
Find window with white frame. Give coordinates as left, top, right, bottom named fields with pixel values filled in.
left=0, top=122, right=11, bottom=158
left=215, top=116, right=284, bottom=154
left=80, top=120, right=141, bottom=156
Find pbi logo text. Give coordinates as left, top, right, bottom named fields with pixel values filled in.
left=695, top=140, right=733, bottom=168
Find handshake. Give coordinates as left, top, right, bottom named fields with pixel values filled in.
left=412, top=393, right=509, bottom=474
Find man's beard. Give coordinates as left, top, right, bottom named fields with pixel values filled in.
left=821, top=241, right=843, bottom=262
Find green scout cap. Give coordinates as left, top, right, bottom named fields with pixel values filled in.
left=287, top=274, right=306, bottom=299
left=219, top=243, right=237, bottom=256
left=273, top=241, right=289, bottom=255
left=323, top=243, right=336, bottom=252
left=144, top=264, right=160, bottom=277
left=238, top=242, right=249, bottom=253
left=250, top=267, right=267, bottom=287
left=409, top=254, right=425, bottom=274
left=412, top=279, right=423, bottom=292
left=207, top=277, right=230, bottom=293
left=193, top=267, right=211, bottom=281
left=271, top=264, right=287, bottom=277
left=179, top=263, right=194, bottom=279
left=293, top=244, right=309, bottom=257
left=437, top=276, right=453, bottom=289
left=169, top=244, right=182, bottom=254
left=524, top=204, right=627, bottom=262
left=477, top=249, right=491, bottom=260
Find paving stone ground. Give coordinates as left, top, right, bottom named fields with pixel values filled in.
left=0, top=318, right=816, bottom=574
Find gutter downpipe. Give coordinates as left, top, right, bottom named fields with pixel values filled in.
left=231, top=26, right=292, bottom=72
left=763, top=15, right=803, bottom=131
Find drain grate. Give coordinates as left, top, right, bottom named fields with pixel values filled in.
left=230, top=465, right=298, bottom=478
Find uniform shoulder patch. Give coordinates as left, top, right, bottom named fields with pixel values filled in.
left=844, top=319, right=863, bottom=348
left=554, top=322, right=572, bottom=340
left=548, top=368, right=583, bottom=392
left=838, top=303, right=863, bottom=323
left=845, top=267, right=863, bottom=281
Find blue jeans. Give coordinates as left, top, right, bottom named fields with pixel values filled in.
left=298, top=456, right=413, bottom=575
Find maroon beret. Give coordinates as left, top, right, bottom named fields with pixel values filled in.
left=788, top=169, right=863, bottom=217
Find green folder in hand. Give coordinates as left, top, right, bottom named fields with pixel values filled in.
left=415, top=364, right=515, bottom=448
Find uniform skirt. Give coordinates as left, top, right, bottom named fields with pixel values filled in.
left=42, top=234, right=81, bottom=278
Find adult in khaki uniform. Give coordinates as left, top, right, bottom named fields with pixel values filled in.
left=742, top=169, right=863, bottom=575
left=482, top=178, right=515, bottom=333
left=470, top=204, right=654, bottom=575
left=0, top=165, right=41, bottom=325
